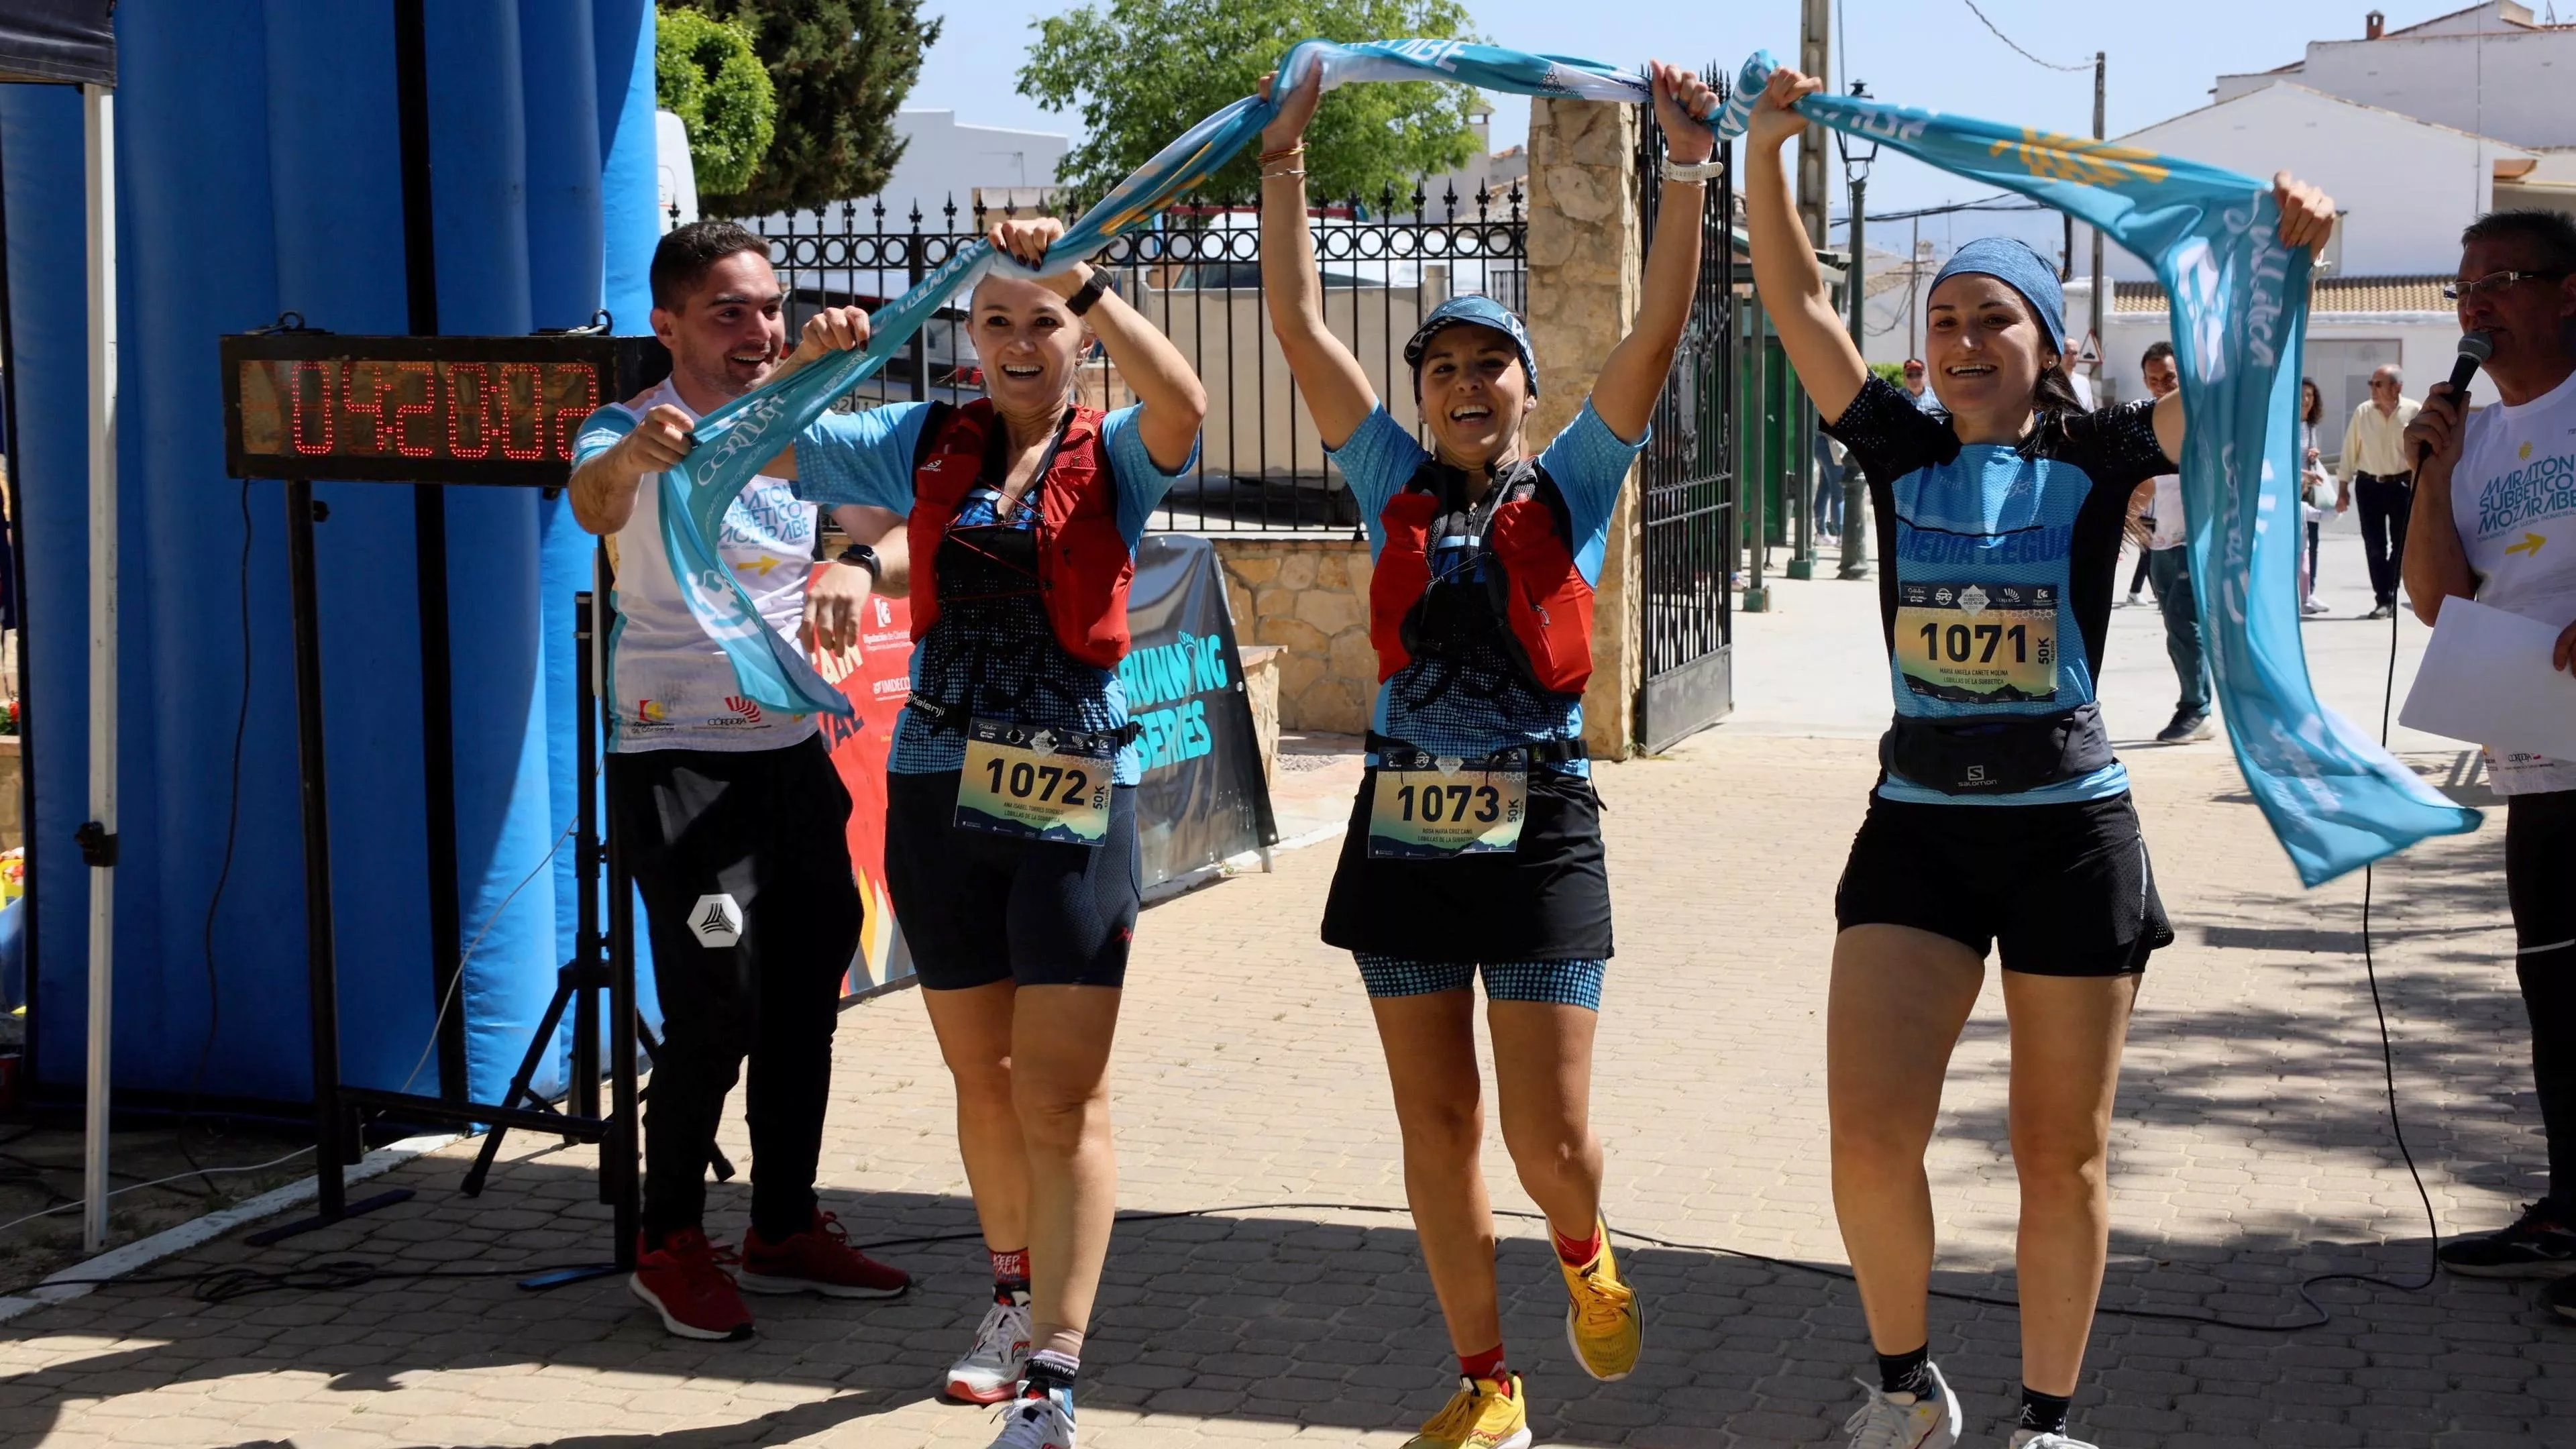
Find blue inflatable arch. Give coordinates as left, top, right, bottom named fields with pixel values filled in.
left=0, top=0, right=663, bottom=1110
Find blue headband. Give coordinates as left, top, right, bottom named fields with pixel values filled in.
left=1929, top=237, right=2067, bottom=357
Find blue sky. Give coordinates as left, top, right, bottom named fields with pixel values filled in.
left=908, top=0, right=2499, bottom=252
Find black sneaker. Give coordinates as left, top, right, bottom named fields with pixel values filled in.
left=2155, top=710, right=2212, bottom=744
left=2437, top=1201, right=2576, bottom=1279
left=2545, top=1275, right=2576, bottom=1322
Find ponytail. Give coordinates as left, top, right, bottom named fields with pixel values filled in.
left=2034, top=361, right=2088, bottom=415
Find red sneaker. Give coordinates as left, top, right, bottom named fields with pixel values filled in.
left=739, top=1210, right=912, bottom=1299
left=629, top=1228, right=753, bottom=1341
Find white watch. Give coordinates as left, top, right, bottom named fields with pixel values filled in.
left=1660, top=156, right=1725, bottom=183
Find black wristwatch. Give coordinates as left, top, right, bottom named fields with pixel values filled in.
left=1064, top=266, right=1116, bottom=317
left=836, top=543, right=882, bottom=582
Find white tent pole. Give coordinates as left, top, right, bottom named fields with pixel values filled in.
left=80, top=81, right=119, bottom=1256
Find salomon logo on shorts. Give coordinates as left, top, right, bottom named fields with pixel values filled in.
left=690, top=894, right=745, bottom=947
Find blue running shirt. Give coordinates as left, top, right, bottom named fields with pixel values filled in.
left=796, top=401, right=1196, bottom=785
left=1328, top=402, right=1645, bottom=777
left=1825, top=376, right=2170, bottom=806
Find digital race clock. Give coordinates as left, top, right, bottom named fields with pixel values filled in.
left=221, top=331, right=672, bottom=486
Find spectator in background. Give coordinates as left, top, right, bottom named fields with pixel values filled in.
left=1900, top=357, right=1935, bottom=411
left=2127, top=342, right=2212, bottom=743
left=1815, top=425, right=1845, bottom=541
left=2337, top=364, right=2422, bottom=619
left=2298, top=378, right=2336, bottom=616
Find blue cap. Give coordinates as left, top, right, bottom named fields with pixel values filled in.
left=1404, top=294, right=1540, bottom=398
left=1929, top=237, right=2067, bottom=358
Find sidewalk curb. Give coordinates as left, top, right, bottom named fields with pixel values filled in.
left=0, top=1132, right=462, bottom=1324
left=1141, top=822, right=1346, bottom=906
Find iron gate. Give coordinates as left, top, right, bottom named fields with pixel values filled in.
left=1633, top=71, right=1737, bottom=753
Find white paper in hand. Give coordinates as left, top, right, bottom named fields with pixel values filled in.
left=2400, top=597, right=2576, bottom=759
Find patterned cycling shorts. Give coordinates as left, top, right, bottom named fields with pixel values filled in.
left=1352, top=953, right=1606, bottom=1010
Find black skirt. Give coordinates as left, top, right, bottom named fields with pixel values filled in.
left=1320, top=767, right=1614, bottom=963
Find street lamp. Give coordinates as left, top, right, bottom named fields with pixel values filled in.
left=1832, top=82, right=1880, bottom=581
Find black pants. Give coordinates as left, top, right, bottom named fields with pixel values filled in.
left=608, top=735, right=862, bottom=1243
left=2508, top=790, right=2576, bottom=1208
left=2354, top=472, right=2412, bottom=607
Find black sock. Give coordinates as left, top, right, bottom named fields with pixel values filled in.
left=2018, top=1386, right=2072, bottom=1436
left=1876, top=1344, right=1934, bottom=1398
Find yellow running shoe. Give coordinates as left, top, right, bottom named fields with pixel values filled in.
left=1401, top=1373, right=1531, bottom=1449
left=1558, top=1216, right=1642, bottom=1381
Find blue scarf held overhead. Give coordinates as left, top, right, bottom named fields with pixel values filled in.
left=1712, top=52, right=2476, bottom=884
left=653, top=38, right=1703, bottom=724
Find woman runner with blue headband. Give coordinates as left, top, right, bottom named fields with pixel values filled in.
left=1252, top=60, right=1718, bottom=1449
left=1741, top=66, right=2337, bottom=1449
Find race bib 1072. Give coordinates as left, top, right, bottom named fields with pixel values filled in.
left=957, top=719, right=1114, bottom=847
left=1894, top=580, right=2060, bottom=705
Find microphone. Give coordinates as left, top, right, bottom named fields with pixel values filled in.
left=2419, top=331, right=2492, bottom=468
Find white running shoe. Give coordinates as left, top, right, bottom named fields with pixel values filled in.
left=2006, top=1434, right=2096, bottom=1449
left=1841, top=1361, right=1964, bottom=1449
left=985, top=1384, right=1076, bottom=1449
left=947, top=1295, right=1033, bottom=1405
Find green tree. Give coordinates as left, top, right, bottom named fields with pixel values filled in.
left=680, top=0, right=943, bottom=215
left=1019, top=0, right=1479, bottom=208
left=655, top=7, right=777, bottom=199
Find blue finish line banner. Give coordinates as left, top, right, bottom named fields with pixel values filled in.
left=655, top=38, right=1687, bottom=722
left=661, top=34, right=2474, bottom=886
left=1713, top=52, right=2475, bottom=884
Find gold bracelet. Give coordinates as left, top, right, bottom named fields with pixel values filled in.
left=1258, top=143, right=1306, bottom=164
left=1261, top=166, right=1307, bottom=181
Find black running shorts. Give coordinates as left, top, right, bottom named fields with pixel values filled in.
left=1833, top=790, right=2171, bottom=976
left=2508, top=788, right=2576, bottom=964
left=884, top=770, right=1140, bottom=991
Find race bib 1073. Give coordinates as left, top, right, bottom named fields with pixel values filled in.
left=1894, top=580, right=2060, bottom=705
left=957, top=719, right=1114, bottom=847
left=1366, top=763, right=1527, bottom=859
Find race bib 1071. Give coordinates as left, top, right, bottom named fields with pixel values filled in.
left=1894, top=580, right=2060, bottom=705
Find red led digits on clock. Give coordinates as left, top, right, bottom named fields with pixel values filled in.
left=498, top=362, right=546, bottom=460
left=340, top=360, right=400, bottom=453
left=288, top=360, right=336, bottom=455
left=392, top=361, right=439, bottom=458
left=445, top=363, right=492, bottom=459
left=549, top=363, right=600, bottom=461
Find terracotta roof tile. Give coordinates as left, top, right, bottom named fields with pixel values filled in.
left=2110, top=274, right=2451, bottom=316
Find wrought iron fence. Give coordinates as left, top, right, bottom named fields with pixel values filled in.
left=727, top=181, right=1525, bottom=531
left=1633, top=66, right=1739, bottom=750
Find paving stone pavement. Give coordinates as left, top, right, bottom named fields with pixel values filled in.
left=4, top=734, right=2569, bottom=1448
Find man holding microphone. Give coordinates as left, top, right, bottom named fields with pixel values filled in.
left=2400, top=210, right=2576, bottom=1318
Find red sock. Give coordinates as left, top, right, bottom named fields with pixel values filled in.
left=990, top=1246, right=1030, bottom=1291
left=1458, top=1344, right=1508, bottom=1385
left=1553, top=1223, right=1602, bottom=1266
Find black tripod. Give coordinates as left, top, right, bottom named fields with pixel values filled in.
left=462, top=582, right=733, bottom=1201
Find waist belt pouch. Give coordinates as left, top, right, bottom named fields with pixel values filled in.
left=1882, top=703, right=2114, bottom=795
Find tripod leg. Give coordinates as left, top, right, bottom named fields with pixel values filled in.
left=460, top=968, right=582, bottom=1197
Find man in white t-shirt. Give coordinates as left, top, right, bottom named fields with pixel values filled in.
left=2401, top=209, right=2576, bottom=1313
left=2126, top=342, right=2212, bottom=743
left=566, top=221, right=911, bottom=1339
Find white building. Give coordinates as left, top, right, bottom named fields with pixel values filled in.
left=2216, top=3, right=2576, bottom=150
left=871, top=109, right=1069, bottom=220
left=2051, top=5, right=2576, bottom=451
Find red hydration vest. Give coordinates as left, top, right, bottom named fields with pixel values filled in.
left=1366, top=458, right=1595, bottom=694
left=906, top=400, right=1134, bottom=668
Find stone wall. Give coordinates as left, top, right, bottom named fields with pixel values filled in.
left=1213, top=537, right=1377, bottom=736
left=1524, top=95, right=1644, bottom=761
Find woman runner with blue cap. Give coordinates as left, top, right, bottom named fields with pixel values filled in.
left=1251, top=59, right=1718, bottom=1449
left=1741, top=66, right=2337, bottom=1449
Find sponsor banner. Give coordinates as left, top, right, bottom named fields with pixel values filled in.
left=812, top=579, right=917, bottom=994
left=1124, top=535, right=1279, bottom=888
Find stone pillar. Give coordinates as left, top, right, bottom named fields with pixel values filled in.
left=1523, top=96, right=1644, bottom=761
